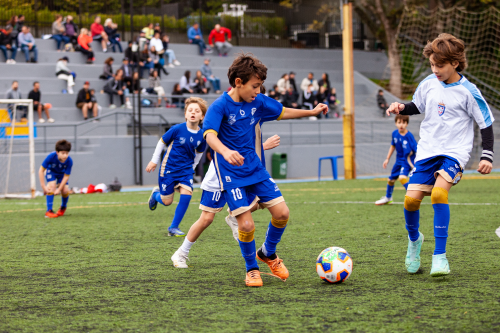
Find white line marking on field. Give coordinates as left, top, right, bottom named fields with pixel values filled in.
left=496, top=227, right=500, bottom=239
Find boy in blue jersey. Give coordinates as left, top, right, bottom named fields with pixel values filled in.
left=375, top=115, right=417, bottom=205
left=146, top=97, right=207, bottom=237
left=203, top=53, right=328, bottom=286
left=387, top=34, right=494, bottom=277
left=38, top=140, right=73, bottom=218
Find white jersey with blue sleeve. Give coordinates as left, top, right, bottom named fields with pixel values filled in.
left=203, top=92, right=284, bottom=190
left=411, top=74, right=494, bottom=168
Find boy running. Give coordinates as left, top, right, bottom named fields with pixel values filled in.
left=387, top=34, right=494, bottom=277
left=203, top=53, right=328, bottom=287
left=376, top=115, right=417, bottom=205
left=146, top=97, right=207, bottom=237
left=39, top=140, right=73, bottom=218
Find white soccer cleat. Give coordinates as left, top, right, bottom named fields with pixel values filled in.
left=225, top=215, right=239, bottom=242
left=171, top=249, right=189, bottom=268
left=375, top=196, right=393, bottom=205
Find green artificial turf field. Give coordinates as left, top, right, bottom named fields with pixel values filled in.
left=1, top=175, right=499, bottom=332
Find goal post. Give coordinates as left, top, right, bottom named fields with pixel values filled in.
left=0, top=99, right=36, bottom=199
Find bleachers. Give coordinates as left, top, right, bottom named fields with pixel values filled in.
left=2, top=37, right=406, bottom=190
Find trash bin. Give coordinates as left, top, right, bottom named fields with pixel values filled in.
left=272, top=153, right=287, bottom=179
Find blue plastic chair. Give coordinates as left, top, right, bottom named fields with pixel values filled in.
left=318, top=155, right=343, bottom=181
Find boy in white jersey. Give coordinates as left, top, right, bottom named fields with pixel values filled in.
left=387, top=34, right=494, bottom=277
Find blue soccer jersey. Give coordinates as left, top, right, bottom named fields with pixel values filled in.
left=391, top=130, right=417, bottom=165
left=203, top=92, right=284, bottom=190
left=159, top=123, right=206, bottom=178
left=41, top=151, right=73, bottom=176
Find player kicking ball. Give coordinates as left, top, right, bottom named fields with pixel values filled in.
left=375, top=115, right=417, bottom=205
left=203, top=53, right=328, bottom=287
left=39, top=140, right=73, bottom=218
left=146, top=97, right=207, bottom=237
left=171, top=134, right=280, bottom=268
left=387, top=33, right=494, bottom=277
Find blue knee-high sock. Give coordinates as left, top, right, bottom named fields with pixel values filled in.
left=238, top=229, right=259, bottom=271
left=404, top=208, right=420, bottom=242
left=46, top=194, right=54, bottom=211
left=61, top=195, right=69, bottom=208
left=433, top=203, right=450, bottom=255
left=154, top=192, right=166, bottom=206
left=262, top=218, right=288, bottom=257
left=386, top=184, right=395, bottom=198
left=169, top=194, right=191, bottom=229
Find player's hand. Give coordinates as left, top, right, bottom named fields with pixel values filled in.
left=263, top=135, right=280, bottom=150
left=42, top=186, right=48, bottom=195
left=312, top=103, right=328, bottom=116
left=223, top=150, right=244, bottom=166
left=54, top=188, right=61, bottom=196
left=477, top=160, right=493, bottom=174
left=146, top=161, right=157, bottom=173
left=386, top=102, right=405, bottom=116
left=383, top=159, right=389, bottom=169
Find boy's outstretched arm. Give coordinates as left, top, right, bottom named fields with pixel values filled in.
left=205, top=132, right=245, bottom=166
left=383, top=146, right=395, bottom=169
left=386, top=102, right=420, bottom=116
left=263, top=135, right=280, bottom=150
left=280, top=103, right=328, bottom=120
left=477, top=125, right=494, bottom=174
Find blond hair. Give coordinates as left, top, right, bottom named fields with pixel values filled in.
left=184, top=97, right=208, bottom=116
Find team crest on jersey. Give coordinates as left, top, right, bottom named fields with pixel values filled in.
left=437, top=101, right=446, bottom=116
left=197, top=140, right=201, bottom=146
left=402, top=140, right=408, bottom=149
left=228, top=114, right=236, bottom=125
left=251, top=108, right=257, bottom=116
left=250, top=117, right=255, bottom=125
left=394, top=138, right=397, bottom=144
left=240, top=109, right=246, bottom=117
left=179, top=137, right=186, bottom=144
left=190, top=137, right=193, bottom=143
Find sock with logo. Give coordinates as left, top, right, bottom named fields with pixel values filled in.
left=169, top=194, right=191, bottom=229
left=262, top=217, right=288, bottom=258
left=431, top=187, right=450, bottom=255
left=238, top=228, right=259, bottom=271
left=404, top=195, right=422, bottom=242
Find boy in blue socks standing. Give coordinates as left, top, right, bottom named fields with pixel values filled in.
left=375, top=115, right=417, bottom=205
left=387, top=34, right=494, bottom=277
left=39, top=140, right=73, bottom=218
left=203, top=53, right=328, bottom=287
left=146, top=97, right=207, bottom=237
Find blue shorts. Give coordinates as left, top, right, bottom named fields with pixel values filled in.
left=158, top=174, right=193, bottom=199
left=45, top=171, right=68, bottom=185
left=223, top=178, right=284, bottom=216
left=199, top=189, right=259, bottom=214
left=408, top=155, right=463, bottom=194
left=389, top=160, right=412, bottom=180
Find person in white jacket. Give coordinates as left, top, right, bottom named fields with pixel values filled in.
left=55, top=56, right=75, bottom=94
left=300, top=72, right=319, bottom=95
left=276, top=73, right=290, bottom=94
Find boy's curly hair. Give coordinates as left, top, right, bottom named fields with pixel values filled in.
left=55, top=140, right=71, bottom=152
left=423, top=33, right=467, bottom=72
left=227, top=52, right=267, bottom=87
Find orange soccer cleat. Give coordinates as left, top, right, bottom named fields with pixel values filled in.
left=245, top=270, right=263, bottom=287
left=45, top=210, right=59, bottom=218
left=56, top=207, right=67, bottom=217
left=257, top=248, right=289, bottom=280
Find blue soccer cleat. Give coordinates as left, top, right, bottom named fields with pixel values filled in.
left=148, top=186, right=160, bottom=211
left=405, top=232, right=424, bottom=273
left=168, top=227, right=186, bottom=237
left=430, top=253, right=450, bottom=277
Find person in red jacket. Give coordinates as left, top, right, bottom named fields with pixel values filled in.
left=90, top=16, right=109, bottom=52
left=208, top=24, right=232, bottom=56
left=77, top=28, right=95, bottom=64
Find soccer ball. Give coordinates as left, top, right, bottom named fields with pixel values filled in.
left=316, top=247, right=353, bottom=283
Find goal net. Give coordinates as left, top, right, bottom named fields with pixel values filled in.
left=0, top=99, right=36, bottom=198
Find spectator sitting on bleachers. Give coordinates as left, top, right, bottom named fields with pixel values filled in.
left=138, top=31, right=148, bottom=51
left=51, top=15, right=70, bottom=51
left=148, top=70, right=167, bottom=107
left=124, top=71, right=139, bottom=109
left=0, top=25, right=17, bottom=64
left=193, top=70, right=209, bottom=94
left=268, top=84, right=281, bottom=101
left=7, top=16, right=19, bottom=47
left=90, top=16, right=109, bottom=52
left=78, top=28, right=95, bottom=64
left=104, top=18, right=122, bottom=53
left=55, top=56, right=75, bottom=94
left=200, top=58, right=221, bottom=93
left=208, top=24, right=232, bottom=56
left=187, top=22, right=211, bottom=56
left=300, top=73, right=319, bottom=95
left=18, top=26, right=37, bottom=63
left=289, top=71, right=298, bottom=96
left=161, top=34, right=181, bottom=68
left=6, top=81, right=27, bottom=121
left=120, top=57, right=134, bottom=88
left=149, top=31, right=164, bottom=55
left=282, top=87, right=299, bottom=108
left=276, top=73, right=290, bottom=95
left=29, top=81, right=54, bottom=123
left=76, top=81, right=99, bottom=121
left=302, top=84, right=315, bottom=110
left=99, top=57, right=114, bottom=80
left=318, top=73, right=331, bottom=91
left=149, top=45, right=168, bottom=77
left=139, top=46, right=154, bottom=78
left=142, top=23, right=154, bottom=40
left=63, top=15, right=78, bottom=48
left=125, top=41, right=140, bottom=67
left=328, top=87, right=339, bottom=118
left=103, top=69, right=125, bottom=109
left=179, top=70, right=195, bottom=93
left=170, top=83, right=184, bottom=107
left=377, top=89, right=388, bottom=116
